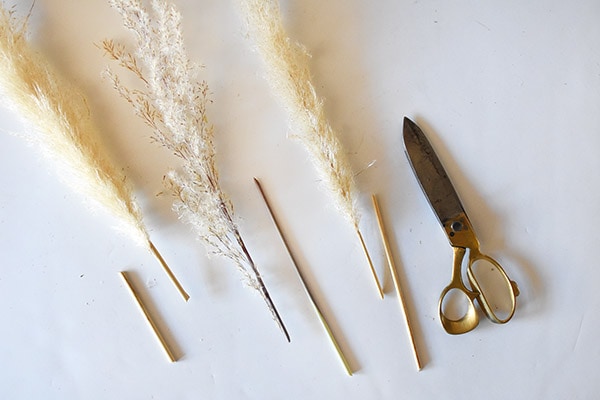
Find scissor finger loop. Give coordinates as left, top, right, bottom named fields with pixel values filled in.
left=467, top=251, right=519, bottom=325
left=438, top=246, right=480, bottom=334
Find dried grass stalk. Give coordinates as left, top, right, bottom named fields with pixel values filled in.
left=0, top=4, right=189, bottom=300
left=238, top=0, right=359, bottom=229
left=103, top=0, right=289, bottom=340
left=239, top=0, right=384, bottom=297
left=0, top=5, right=148, bottom=243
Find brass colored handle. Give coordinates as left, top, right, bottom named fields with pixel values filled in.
left=438, top=247, right=480, bottom=335
left=467, top=251, right=519, bottom=324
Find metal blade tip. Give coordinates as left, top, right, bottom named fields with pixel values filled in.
left=403, top=117, right=419, bottom=147
left=403, top=117, right=418, bottom=133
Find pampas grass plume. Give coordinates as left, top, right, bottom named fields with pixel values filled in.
left=239, top=0, right=384, bottom=297
left=0, top=4, right=189, bottom=300
left=239, top=0, right=359, bottom=228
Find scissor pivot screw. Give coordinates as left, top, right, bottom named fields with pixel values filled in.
left=451, top=221, right=463, bottom=232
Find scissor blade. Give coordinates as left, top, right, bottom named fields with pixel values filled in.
left=403, top=117, right=469, bottom=243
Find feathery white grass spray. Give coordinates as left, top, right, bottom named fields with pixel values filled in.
left=238, top=0, right=383, bottom=297
left=0, top=4, right=189, bottom=300
left=103, top=0, right=290, bottom=341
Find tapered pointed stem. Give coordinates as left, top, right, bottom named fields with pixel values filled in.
left=372, top=194, right=423, bottom=370
left=230, top=216, right=289, bottom=342
left=254, top=178, right=352, bottom=374
left=218, top=196, right=290, bottom=342
left=148, top=240, right=190, bottom=302
left=120, top=271, right=177, bottom=362
left=250, top=255, right=291, bottom=343
left=356, top=228, right=384, bottom=299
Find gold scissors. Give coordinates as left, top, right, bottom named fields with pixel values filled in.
left=403, top=117, right=519, bottom=334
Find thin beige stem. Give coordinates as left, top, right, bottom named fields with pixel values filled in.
left=372, top=194, right=423, bottom=370
left=254, top=178, right=352, bottom=375
left=356, top=228, right=384, bottom=299
left=148, top=240, right=190, bottom=301
left=120, top=271, right=177, bottom=362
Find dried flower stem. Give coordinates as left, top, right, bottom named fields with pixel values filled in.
left=104, top=0, right=289, bottom=340
left=372, top=195, right=422, bottom=370
left=0, top=4, right=188, bottom=300
left=239, top=0, right=382, bottom=296
left=121, top=271, right=178, bottom=362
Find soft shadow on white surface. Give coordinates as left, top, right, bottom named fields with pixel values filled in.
left=0, top=0, right=599, bottom=399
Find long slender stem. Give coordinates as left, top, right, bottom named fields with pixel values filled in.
left=372, top=195, right=423, bottom=370
left=356, top=228, right=384, bottom=299
left=148, top=240, right=190, bottom=301
left=120, top=271, right=177, bottom=362
left=255, top=178, right=352, bottom=375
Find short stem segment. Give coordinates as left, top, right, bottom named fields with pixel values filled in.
left=356, top=228, right=384, bottom=299
left=148, top=240, right=190, bottom=301
left=120, top=271, right=177, bottom=362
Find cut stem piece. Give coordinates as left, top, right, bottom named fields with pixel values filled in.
left=120, top=271, right=178, bottom=363
left=356, top=228, right=384, bottom=299
left=372, top=194, right=423, bottom=371
left=254, top=178, right=353, bottom=375
left=148, top=240, right=189, bottom=301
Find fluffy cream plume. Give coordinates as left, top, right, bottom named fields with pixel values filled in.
left=0, top=4, right=189, bottom=300
left=238, top=0, right=359, bottom=229
left=0, top=5, right=148, bottom=244
left=103, top=0, right=289, bottom=340
left=239, top=0, right=384, bottom=297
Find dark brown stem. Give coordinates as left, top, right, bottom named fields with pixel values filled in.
left=228, top=207, right=290, bottom=342
left=237, top=230, right=290, bottom=342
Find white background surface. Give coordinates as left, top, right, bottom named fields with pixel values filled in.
left=1, top=0, right=599, bottom=398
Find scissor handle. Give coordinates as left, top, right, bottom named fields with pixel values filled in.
left=438, top=247, right=480, bottom=334
left=466, top=250, right=519, bottom=324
